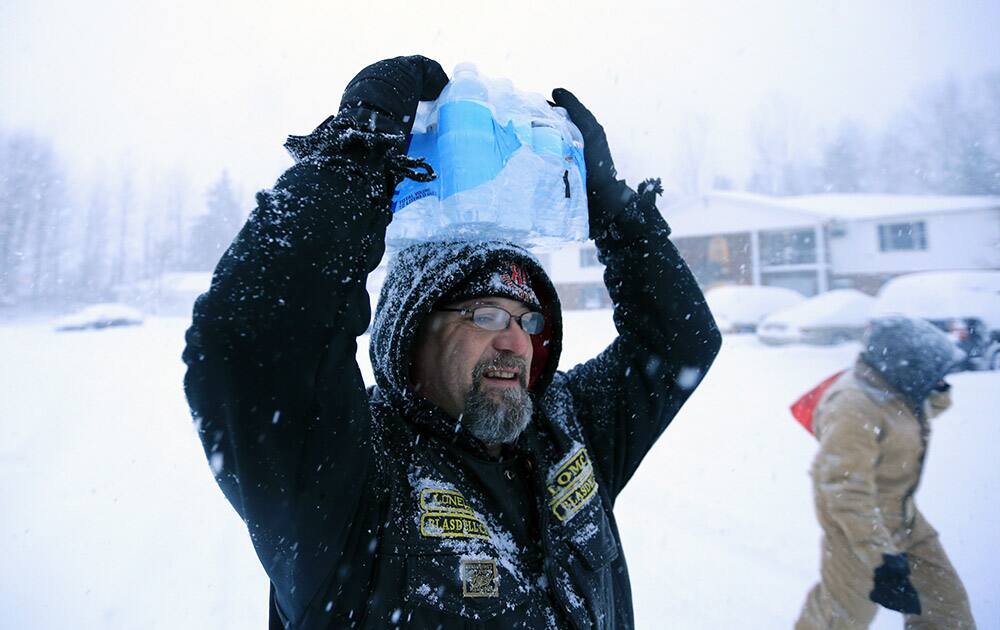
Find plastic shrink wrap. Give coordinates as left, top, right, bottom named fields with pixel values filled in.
left=387, top=63, right=588, bottom=250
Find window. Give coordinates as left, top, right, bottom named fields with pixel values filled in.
left=579, top=247, right=601, bottom=268
left=760, top=229, right=817, bottom=265
left=878, top=221, right=927, bottom=251
left=579, top=285, right=611, bottom=309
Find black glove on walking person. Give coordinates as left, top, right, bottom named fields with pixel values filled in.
left=287, top=56, right=448, bottom=162
left=551, top=88, right=636, bottom=239
left=870, top=553, right=922, bottom=615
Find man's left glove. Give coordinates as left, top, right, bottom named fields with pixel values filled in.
left=869, top=553, right=922, bottom=615
left=552, top=88, right=664, bottom=241
left=551, top=88, right=633, bottom=238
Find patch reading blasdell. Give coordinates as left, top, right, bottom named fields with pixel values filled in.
left=547, top=446, right=598, bottom=522
left=419, top=512, right=490, bottom=540
left=461, top=558, right=499, bottom=598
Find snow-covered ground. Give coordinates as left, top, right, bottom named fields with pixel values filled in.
left=1, top=312, right=997, bottom=629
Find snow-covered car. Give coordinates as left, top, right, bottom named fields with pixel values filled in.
left=705, top=285, right=805, bottom=333
left=757, top=289, right=875, bottom=345
left=872, top=270, right=1000, bottom=371
left=54, top=303, right=144, bottom=332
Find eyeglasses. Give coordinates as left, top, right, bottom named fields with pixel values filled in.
left=437, top=305, right=545, bottom=335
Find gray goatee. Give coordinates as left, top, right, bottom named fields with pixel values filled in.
left=463, top=354, right=533, bottom=444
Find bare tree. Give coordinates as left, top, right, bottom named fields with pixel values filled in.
left=746, top=95, right=820, bottom=195
left=821, top=120, right=869, bottom=193
left=187, top=170, right=242, bottom=271
left=79, top=178, right=112, bottom=299
left=110, top=168, right=134, bottom=288
left=0, top=131, right=68, bottom=303
left=670, top=114, right=711, bottom=195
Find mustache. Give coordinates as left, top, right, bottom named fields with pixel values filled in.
left=472, top=353, right=530, bottom=388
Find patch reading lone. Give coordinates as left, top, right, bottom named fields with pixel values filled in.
left=461, top=558, right=499, bottom=598
left=420, top=488, right=475, bottom=516
left=547, top=446, right=598, bottom=522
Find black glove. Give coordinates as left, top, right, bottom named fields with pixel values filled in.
left=551, top=88, right=618, bottom=192
left=338, top=55, right=449, bottom=135
left=286, top=56, right=448, bottom=164
left=551, top=88, right=664, bottom=241
left=870, top=553, right=921, bottom=615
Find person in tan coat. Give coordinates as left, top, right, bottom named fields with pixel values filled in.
left=795, top=316, right=976, bottom=630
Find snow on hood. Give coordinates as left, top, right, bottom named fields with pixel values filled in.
left=861, top=315, right=964, bottom=407
left=369, top=239, right=563, bottom=409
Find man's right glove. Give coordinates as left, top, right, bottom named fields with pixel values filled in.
left=869, top=553, right=922, bottom=615
left=338, top=55, right=449, bottom=135
left=286, top=56, right=448, bottom=163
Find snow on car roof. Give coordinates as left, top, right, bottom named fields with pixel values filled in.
left=54, top=303, right=144, bottom=330
left=762, top=289, right=875, bottom=328
left=872, top=271, right=1000, bottom=329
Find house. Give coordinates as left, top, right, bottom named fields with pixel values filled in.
left=366, top=192, right=1000, bottom=311
left=638, top=192, right=998, bottom=297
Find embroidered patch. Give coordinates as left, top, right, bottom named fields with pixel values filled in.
left=418, top=487, right=490, bottom=540
left=461, top=558, right=499, bottom=598
left=420, top=488, right=474, bottom=516
left=547, top=446, right=598, bottom=522
left=420, top=512, right=490, bottom=540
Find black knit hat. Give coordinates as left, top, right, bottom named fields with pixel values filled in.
left=439, top=257, right=541, bottom=311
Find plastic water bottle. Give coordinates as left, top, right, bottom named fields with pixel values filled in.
left=531, top=121, right=570, bottom=237
left=437, top=64, right=501, bottom=225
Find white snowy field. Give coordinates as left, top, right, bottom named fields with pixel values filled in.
left=1, top=312, right=997, bottom=629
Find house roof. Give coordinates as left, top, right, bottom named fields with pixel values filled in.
left=665, top=191, right=823, bottom=237
left=775, top=194, right=1000, bottom=220
left=664, top=191, right=1000, bottom=237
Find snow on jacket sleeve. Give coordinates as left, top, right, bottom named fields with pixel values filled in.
left=564, top=182, right=722, bottom=500
left=182, top=123, right=400, bottom=622
left=812, top=389, right=899, bottom=570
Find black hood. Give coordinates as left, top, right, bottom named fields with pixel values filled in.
left=369, top=239, right=563, bottom=410
left=860, top=315, right=964, bottom=408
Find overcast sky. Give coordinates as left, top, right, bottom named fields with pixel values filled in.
left=2, top=0, right=998, bottom=204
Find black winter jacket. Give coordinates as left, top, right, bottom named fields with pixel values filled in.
left=183, top=119, right=721, bottom=629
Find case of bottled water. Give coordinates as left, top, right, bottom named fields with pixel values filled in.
left=387, top=63, right=589, bottom=251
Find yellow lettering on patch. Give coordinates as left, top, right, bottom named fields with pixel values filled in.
left=420, top=488, right=474, bottom=516
left=546, top=446, right=598, bottom=522
left=420, top=512, right=490, bottom=540
left=551, top=473, right=598, bottom=522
